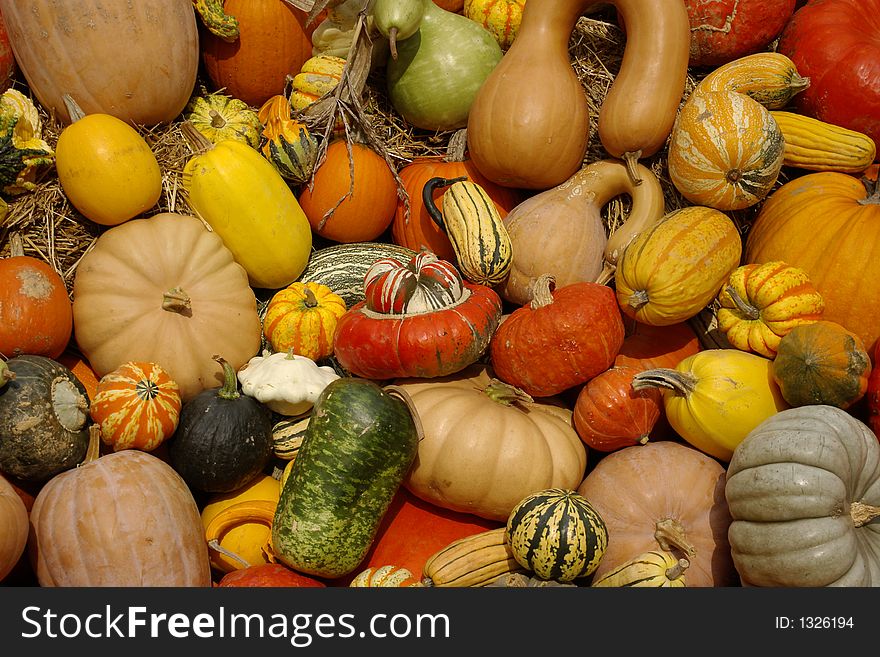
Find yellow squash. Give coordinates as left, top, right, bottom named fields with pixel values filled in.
left=631, top=349, right=789, bottom=462
left=591, top=550, right=689, bottom=588
left=181, top=122, right=312, bottom=290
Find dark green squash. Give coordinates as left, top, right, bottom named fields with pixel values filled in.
left=506, top=487, right=609, bottom=583
left=168, top=356, right=273, bottom=494
left=271, top=378, right=420, bottom=579
left=0, top=355, right=90, bottom=483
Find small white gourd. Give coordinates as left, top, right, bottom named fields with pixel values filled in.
left=237, top=350, right=340, bottom=416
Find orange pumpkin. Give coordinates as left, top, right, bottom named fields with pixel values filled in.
left=614, top=318, right=702, bottom=371
left=745, top=171, right=880, bottom=356
left=57, top=349, right=100, bottom=403
left=771, top=320, right=872, bottom=410
left=0, top=473, right=28, bottom=583
left=262, top=281, right=347, bottom=361
left=200, top=0, right=318, bottom=108
left=89, top=361, right=183, bottom=452
left=298, top=140, right=399, bottom=243
left=0, top=249, right=72, bottom=360
left=392, top=145, right=523, bottom=262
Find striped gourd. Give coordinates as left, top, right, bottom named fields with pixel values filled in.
left=422, top=527, right=525, bottom=587
left=506, top=488, right=608, bottom=583
left=667, top=89, right=785, bottom=211
left=423, top=177, right=513, bottom=286
left=297, top=242, right=418, bottom=308
left=363, top=251, right=464, bottom=315
left=258, top=95, right=319, bottom=185
left=770, top=111, right=877, bottom=174
left=591, top=550, right=689, bottom=588
left=272, top=416, right=309, bottom=461
left=289, top=54, right=346, bottom=114
left=350, top=565, right=423, bottom=587
left=695, top=52, right=810, bottom=110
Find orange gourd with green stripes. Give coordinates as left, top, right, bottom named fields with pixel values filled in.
left=262, top=281, right=347, bottom=362
left=89, top=361, right=182, bottom=452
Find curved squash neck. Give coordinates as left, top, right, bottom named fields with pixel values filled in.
left=512, top=0, right=601, bottom=55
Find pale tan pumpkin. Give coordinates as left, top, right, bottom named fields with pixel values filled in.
left=29, top=428, right=212, bottom=587
left=71, top=213, right=262, bottom=401
left=0, top=473, right=28, bottom=582
left=577, top=440, right=739, bottom=587
left=393, top=364, right=587, bottom=522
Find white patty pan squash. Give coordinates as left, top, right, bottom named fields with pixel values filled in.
left=725, top=405, right=880, bottom=587
left=237, top=350, right=340, bottom=416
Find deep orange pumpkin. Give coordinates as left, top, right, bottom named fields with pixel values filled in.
left=57, top=350, right=100, bottom=403
left=614, top=318, right=702, bottom=371
left=0, top=253, right=72, bottom=359
left=298, top=140, right=399, bottom=243
left=572, top=365, right=664, bottom=453
left=89, top=361, right=183, bottom=452
left=217, top=563, right=326, bottom=588
left=200, top=0, right=319, bottom=109
left=392, top=152, right=523, bottom=262
left=489, top=275, right=625, bottom=397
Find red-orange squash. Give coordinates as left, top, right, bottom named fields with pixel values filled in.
left=89, top=361, right=183, bottom=453
left=298, top=140, right=399, bottom=243
left=200, top=0, right=318, bottom=109
left=0, top=250, right=72, bottom=359
left=572, top=365, right=663, bottom=453
left=744, top=171, right=880, bottom=356
left=0, top=473, right=28, bottom=583
left=614, top=319, right=702, bottom=371
left=490, top=275, right=625, bottom=397
left=217, top=563, right=326, bottom=587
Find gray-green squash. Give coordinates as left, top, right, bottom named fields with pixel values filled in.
left=271, top=377, right=420, bottom=578
left=725, top=405, right=880, bottom=587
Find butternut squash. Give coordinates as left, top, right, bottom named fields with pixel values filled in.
left=467, top=0, right=690, bottom=189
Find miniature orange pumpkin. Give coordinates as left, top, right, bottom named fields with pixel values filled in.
left=89, top=361, right=182, bottom=452
left=262, top=281, right=347, bottom=361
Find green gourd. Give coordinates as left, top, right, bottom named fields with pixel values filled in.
left=373, top=0, right=502, bottom=132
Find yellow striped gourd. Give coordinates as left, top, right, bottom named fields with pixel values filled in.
left=422, top=527, right=524, bottom=587
left=591, top=550, right=689, bottom=587
left=695, top=51, right=810, bottom=110
left=770, top=111, right=877, bottom=174
left=506, top=488, right=608, bottom=583
left=423, top=176, right=513, bottom=286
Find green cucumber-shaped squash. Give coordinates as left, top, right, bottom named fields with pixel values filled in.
left=271, top=378, right=420, bottom=578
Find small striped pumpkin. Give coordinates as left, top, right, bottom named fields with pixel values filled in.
left=667, top=89, right=785, bottom=211
left=464, top=0, right=525, bottom=50
left=349, top=565, right=423, bottom=588
left=364, top=251, right=464, bottom=315
left=89, top=361, right=182, bottom=452
left=591, top=550, right=689, bottom=588
left=506, top=488, right=608, bottom=583
left=262, top=281, right=347, bottom=361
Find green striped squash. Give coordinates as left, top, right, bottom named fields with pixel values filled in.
left=423, top=177, right=513, bottom=286
left=297, top=242, right=418, bottom=309
left=667, top=89, right=784, bottom=211
left=506, top=488, right=608, bottom=583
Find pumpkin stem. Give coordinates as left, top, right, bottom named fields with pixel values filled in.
left=207, top=540, right=252, bottom=570
left=0, top=361, right=14, bottom=388
left=388, top=26, right=399, bottom=60
left=626, top=289, right=650, bottom=311
left=180, top=120, right=215, bottom=154
left=850, top=501, right=880, bottom=527
left=483, top=378, right=535, bottom=406
left=446, top=129, right=468, bottom=163
left=61, top=94, right=86, bottom=123
left=859, top=175, right=880, bottom=205
left=422, top=176, right=468, bottom=231
left=302, top=285, right=319, bottom=308
left=631, top=368, right=697, bottom=397
left=595, top=262, right=615, bottom=287
left=209, top=109, right=227, bottom=129
left=213, top=355, right=241, bottom=400
left=80, top=424, right=103, bottom=466
left=726, top=168, right=743, bottom=184
left=724, top=285, right=760, bottom=320
left=529, top=274, right=556, bottom=309
left=653, top=517, right=697, bottom=558
left=665, top=558, right=689, bottom=581
left=623, top=150, right=643, bottom=186
left=162, top=287, right=192, bottom=316
left=8, top=232, right=24, bottom=257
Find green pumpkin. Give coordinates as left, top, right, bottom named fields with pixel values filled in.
left=373, top=0, right=502, bottom=131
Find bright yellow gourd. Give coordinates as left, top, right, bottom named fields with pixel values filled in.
left=591, top=550, right=689, bottom=588
left=631, top=349, right=789, bottom=462
left=54, top=95, right=161, bottom=226
left=181, top=122, right=313, bottom=290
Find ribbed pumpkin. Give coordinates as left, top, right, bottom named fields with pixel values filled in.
left=200, top=0, right=317, bottom=109
left=572, top=365, right=664, bottom=452
left=744, top=172, right=880, bottom=357
left=464, top=0, right=525, bottom=50
left=506, top=488, right=608, bottom=582
left=0, top=242, right=72, bottom=360
left=668, top=89, right=785, bottom=211
left=614, top=206, right=743, bottom=326
left=184, top=92, right=263, bottom=148
left=613, top=318, right=702, bottom=371
left=29, top=428, right=213, bottom=587
left=490, top=275, right=625, bottom=397
left=298, top=140, right=399, bottom=243
left=392, top=133, right=522, bottom=262
left=0, top=0, right=199, bottom=126
left=262, top=281, right=347, bottom=361
left=89, top=361, right=182, bottom=453
left=771, top=320, right=871, bottom=410
left=257, top=94, right=319, bottom=185
left=632, top=349, right=789, bottom=462
left=716, top=260, right=825, bottom=358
